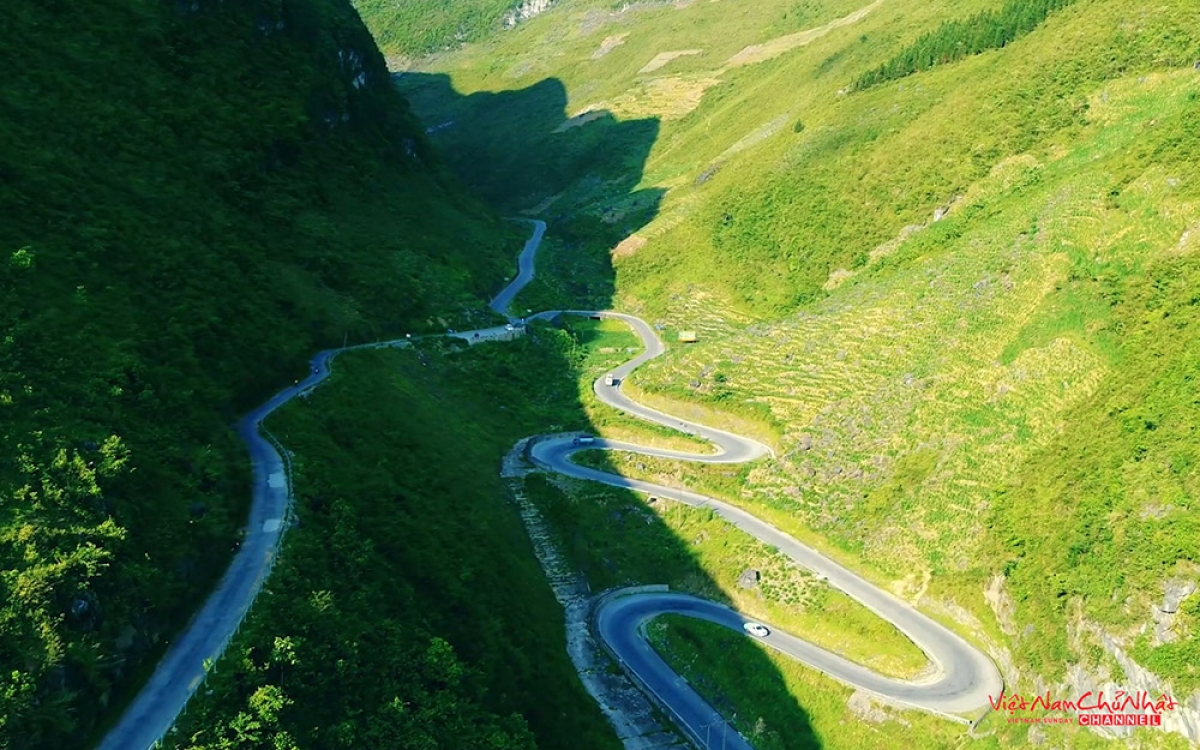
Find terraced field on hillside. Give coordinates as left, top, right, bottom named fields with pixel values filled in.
left=366, top=0, right=1200, bottom=742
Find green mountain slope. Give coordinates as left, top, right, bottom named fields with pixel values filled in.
left=351, top=0, right=528, bottom=58
left=376, top=0, right=1200, bottom=745
left=0, top=1, right=548, bottom=747
left=161, top=341, right=621, bottom=750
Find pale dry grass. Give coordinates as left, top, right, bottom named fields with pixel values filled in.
left=591, top=33, right=629, bottom=59
left=725, top=0, right=886, bottom=67
left=611, top=234, right=648, bottom=259
left=552, top=109, right=608, bottom=133
left=595, top=74, right=726, bottom=121
left=638, top=49, right=703, bottom=73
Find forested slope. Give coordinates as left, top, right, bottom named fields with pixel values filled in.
left=0, top=1, right=531, bottom=747
left=161, top=338, right=622, bottom=750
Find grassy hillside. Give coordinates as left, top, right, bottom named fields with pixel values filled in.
left=0, top=1, right=529, bottom=747
left=352, top=0, right=526, bottom=59
left=376, top=0, right=1200, bottom=745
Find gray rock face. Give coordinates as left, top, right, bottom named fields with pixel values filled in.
left=503, top=0, right=555, bottom=28
left=983, top=575, right=1017, bottom=636
left=737, top=569, right=760, bottom=590
left=1152, top=578, right=1197, bottom=645
left=993, top=574, right=1200, bottom=744
left=1065, top=623, right=1200, bottom=743
left=1160, top=579, right=1197, bottom=614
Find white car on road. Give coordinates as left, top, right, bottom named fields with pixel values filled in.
left=743, top=622, right=769, bottom=637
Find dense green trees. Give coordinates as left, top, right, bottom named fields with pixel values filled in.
left=855, top=0, right=1077, bottom=89
left=165, top=340, right=619, bottom=750
left=1, top=0, right=520, bottom=746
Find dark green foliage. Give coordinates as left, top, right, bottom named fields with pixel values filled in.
left=399, top=74, right=663, bottom=215
left=0, top=1, right=520, bottom=747
left=854, top=0, right=1077, bottom=90
left=165, top=341, right=620, bottom=750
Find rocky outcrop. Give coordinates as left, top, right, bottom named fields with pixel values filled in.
left=1064, top=646, right=1200, bottom=742
left=737, top=568, right=760, bottom=590
left=986, top=574, right=1200, bottom=743
left=1065, top=581, right=1200, bottom=743
left=1152, top=579, right=1198, bottom=645
left=502, top=0, right=556, bottom=28
left=847, top=690, right=908, bottom=725
left=502, top=437, right=686, bottom=749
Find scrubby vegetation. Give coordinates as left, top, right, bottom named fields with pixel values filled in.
left=10, top=0, right=1200, bottom=746
left=992, top=248, right=1200, bottom=690
left=526, top=475, right=928, bottom=678
left=853, top=0, right=1077, bottom=90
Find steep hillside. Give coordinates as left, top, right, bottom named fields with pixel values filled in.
left=352, top=0, right=541, bottom=59
left=160, top=339, right=621, bottom=750
left=386, top=0, right=1200, bottom=745
left=0, top=1, right=532, bottom=747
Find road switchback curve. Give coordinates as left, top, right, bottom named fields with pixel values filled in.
left=99, top=220, right=1001, bottom=750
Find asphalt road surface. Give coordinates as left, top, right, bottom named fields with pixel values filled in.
left=96, top=349, right=341, bottom=750
left=524, top=312, right=1003, bottom=743
left=100, top=219, right=1000, bottom=750
left=489, top=218, right=545, bottom=319
left=99, top=220, right=544, bottom=750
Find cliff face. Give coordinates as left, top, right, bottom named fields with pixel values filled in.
left=985, top=575, right=1200, bottom=744
left=0, top=2, right=513, bottom=748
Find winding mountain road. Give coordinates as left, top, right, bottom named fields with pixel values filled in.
left=98, top=219, right=1000, bottom=750
left=507, top=231, right=1004, bottom=747
left=525, top=315, right=1004, bottom=743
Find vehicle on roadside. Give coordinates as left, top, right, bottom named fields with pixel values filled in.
left=506, top=324, right=514, bottom=331
left=743, top=622, right=769, bottom=637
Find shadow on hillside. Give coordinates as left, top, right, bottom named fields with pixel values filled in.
left=387, top=72, right=822, bottom=748
left=396, top=73, right=664, bottom=309
left=398, top=73, right=658, bottom=212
